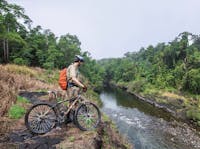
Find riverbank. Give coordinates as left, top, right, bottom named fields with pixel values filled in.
left=101, top=85, right=200, bottom=149
left=109, top=81, right=200, bottom=129
left=0, top=64, right=132, bottom=149
left=0, top=91, right=132, bottom=149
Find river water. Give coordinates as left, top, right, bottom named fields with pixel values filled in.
left=100, top=87, right=197, bottom=149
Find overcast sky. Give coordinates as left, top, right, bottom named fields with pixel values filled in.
left=10, top=0, right=200, bottom=59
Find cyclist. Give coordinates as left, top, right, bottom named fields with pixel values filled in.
left=67, top=55, right=87, bottom=98
left=56, top=55, right=87, bottom=130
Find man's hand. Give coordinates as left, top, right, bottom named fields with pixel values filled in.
left=83, top=85, right=87, bottom=92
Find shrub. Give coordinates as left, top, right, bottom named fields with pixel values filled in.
left=128, top=79, right=146, bottom=93
left=43, top=62, right=54, bottom=69
left=13, top=58, right=28, bottom=65
left=183, top=69, right=200, bottom=94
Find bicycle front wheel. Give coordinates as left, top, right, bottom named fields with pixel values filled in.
left=25, top=103, right=57, bottom=134
left=74, top=102, right=101, bottom=131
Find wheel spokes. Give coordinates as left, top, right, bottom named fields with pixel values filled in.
left=76, top=104, right=100, bottom=130
left=28, top=104, right=56, bottom=133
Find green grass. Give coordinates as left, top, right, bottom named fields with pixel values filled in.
left=69, top=136, right=75, bottom=142
left=17, top=96, right=29, bottom=104
left=8, top=105, right=26, bottom=119
left=8, top=96, right=29, bottom=119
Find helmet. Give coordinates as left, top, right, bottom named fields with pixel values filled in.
left=74, top=55, right=84, bottom=62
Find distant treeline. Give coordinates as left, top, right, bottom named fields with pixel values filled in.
left=99, top=32, right=200, bottom=94
left=0, top=0, right=104, bottom=89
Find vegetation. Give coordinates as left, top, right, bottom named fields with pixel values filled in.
left=100, top=32, right=200, bottom=94
left=8, top=96, right=29, bottom=119
left=8, top=104, right=25, bottom=119
left=99, top=32, right=200, bottom=125
left=16, top=96, right=29, bottom=104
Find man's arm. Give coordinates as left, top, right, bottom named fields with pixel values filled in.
left=71, top=77, right=85, bottom=88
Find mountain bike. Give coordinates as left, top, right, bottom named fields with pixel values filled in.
left=25, top=90, right=101, bottom=134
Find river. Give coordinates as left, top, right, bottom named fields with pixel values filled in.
left=100, top=87, right=199, bottom=149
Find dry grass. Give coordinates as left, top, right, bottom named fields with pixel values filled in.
left=0, top=64, right=60, bottom=117
left=161, top=92, right=186, bottom=100
left=0, top=68, right=18, bottom=116
left=2, top=64, right=38, bottom=77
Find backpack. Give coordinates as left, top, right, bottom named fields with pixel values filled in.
left=58, top=68, right=68, bottom=90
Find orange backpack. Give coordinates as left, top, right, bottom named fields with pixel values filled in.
left=58, top=68, right=68, bottom=90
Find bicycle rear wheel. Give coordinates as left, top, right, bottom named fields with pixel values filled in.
left=25, top=103, right=57, bottom=134
left=74, top=102, right=101, bottom=131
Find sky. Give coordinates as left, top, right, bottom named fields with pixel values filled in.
left=9, top=0, right=200, bottom=59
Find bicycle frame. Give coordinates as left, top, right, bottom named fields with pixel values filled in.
left=53, top=93, right=84, bottom=117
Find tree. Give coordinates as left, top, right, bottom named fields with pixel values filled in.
left=57, top=34, right=81, bottom=67
left=0, top=0, right=31, bottom=63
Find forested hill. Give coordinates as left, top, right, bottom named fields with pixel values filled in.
left=100, top=32, right=200, bottom=95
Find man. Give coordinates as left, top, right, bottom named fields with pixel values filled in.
left=56, top=55, right=86, bottom=129
left=67, top=55, right=87, bottom=98
left=56, top=55, right=87, bottom=130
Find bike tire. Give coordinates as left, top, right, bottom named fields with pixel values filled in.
left=25, top=103, right=57, bottom=134
left=74, top=102, right=101, bottom=131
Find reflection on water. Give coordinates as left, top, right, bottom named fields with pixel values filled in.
left=100, top=87, right=190, bottom=149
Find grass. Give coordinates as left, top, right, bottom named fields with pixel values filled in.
left=4, top=64, right=59, bottom=85
left=8, top=105, right=26, bottom=119
left=43, top=69, right=60, bottom=84
left=8, top=96, right=29, bottom=119
left=4, top=64, right=37, bottom=77
left=161, top=92, right=186, bottom=100
left=69, top=136, right=75, bottom=142
left=186, top=108, right=200, bottom=126
left=17, top=96, right=29, bottom=104
left=102, top=113, right=111, bottom=122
